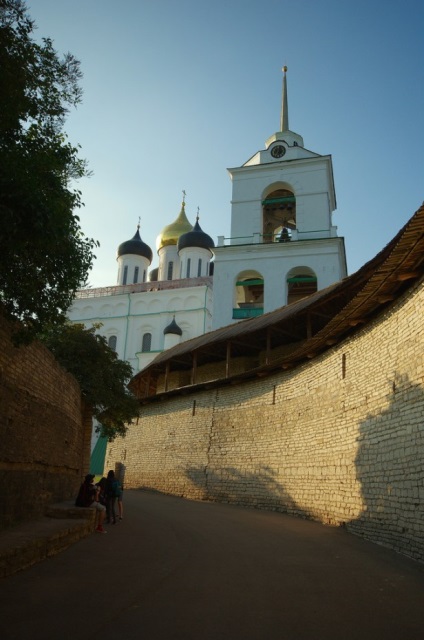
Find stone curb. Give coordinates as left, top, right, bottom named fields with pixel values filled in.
left=0, top=503, right=96, bottom=579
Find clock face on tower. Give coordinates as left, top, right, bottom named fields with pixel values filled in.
left=271, top=145, right=286, bottom=158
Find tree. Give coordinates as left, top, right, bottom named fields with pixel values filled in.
left=41, top=323, right=140, bottom=440
left=0, top=0, right=98, bottom=342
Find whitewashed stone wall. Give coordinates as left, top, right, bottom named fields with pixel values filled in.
left=106, top=279, right=424, bottom=561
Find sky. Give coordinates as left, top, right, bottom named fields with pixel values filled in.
left=27, top=0, right=423, bottom=289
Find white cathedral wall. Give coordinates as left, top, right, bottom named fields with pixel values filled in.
left=179, top=247, right=212, bottom=278
left=116, top=255, right=149, bottom=285
left=246, top=135, right=307, bottom=166
left=295, top=193, right=331, bottom=237
left=231, top=158, right=334, bottom=205
left=230, top=200, right=262, bottom=244
left=212, top=238, right=345, bottom=330
left=230, top=159, right=335, bottom=242
left=69, top=283, right=213, bottom=374
left=158, top=244, right=180, bottom=281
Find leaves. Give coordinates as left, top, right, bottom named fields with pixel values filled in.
left=41, top=323, right=140, bottom=440
left=0, top=0, right=97, bottom=342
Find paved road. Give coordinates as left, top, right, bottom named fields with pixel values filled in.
left=2, top=490, right=424, bottom=640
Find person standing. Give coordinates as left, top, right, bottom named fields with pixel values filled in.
left=105, top=469, right=119, bottom=525
left=116, top=463, right=126, bottom=521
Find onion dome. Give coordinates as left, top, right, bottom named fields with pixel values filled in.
left=177, top=213, right=215, bottom=252
left=117, top=226, right=153, bottom=263
left=156, top=199, right=193, bottom=251
left=163, top=316, right=182, bottom=336
left=149, top=267, right=158, bottom=282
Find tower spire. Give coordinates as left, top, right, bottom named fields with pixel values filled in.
left=280, top=66, right=289, bottom=132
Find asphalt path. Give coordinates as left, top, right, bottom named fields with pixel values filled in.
left=2, top=490, right=424, bottom=640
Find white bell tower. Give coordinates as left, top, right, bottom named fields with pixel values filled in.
left=212, top=67, right=347, bottom=330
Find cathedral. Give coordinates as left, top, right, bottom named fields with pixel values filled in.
left=68, top=68, right=347, bottom=374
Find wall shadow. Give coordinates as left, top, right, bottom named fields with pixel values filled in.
left=347, top=373, right=424, bottom=561
left=184, top=372, right=424, bottom=561
left=186, top=463, right=312, bottom=520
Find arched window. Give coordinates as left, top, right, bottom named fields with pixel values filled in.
left=167, top=261, right=173, bottom=280
left=133, top=266, right=139, bottom=284
left=108, top=335, right=117, bottom=351
left=142, top=332, right=152, bottom=352
left=123, top=265, right=128, bottom=285
left=186, top=258, right=191, bottom=278
left=286, top=267, right=317, bottom=305
left=197, top=258, right=202, bottom=277
left=233, top=271, right=264, bottom=319
left=262, top=188, right=296, bottom=243
left=143, top=269, right=146, bottom=283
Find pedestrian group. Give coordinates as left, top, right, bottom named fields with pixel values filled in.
left=75, top=469, right=124, bottom=534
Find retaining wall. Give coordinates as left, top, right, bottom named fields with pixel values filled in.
left=0, top=314, right=90, bottom=528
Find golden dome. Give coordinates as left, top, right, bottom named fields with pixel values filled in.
left=156, top=201, right=193, bottom=251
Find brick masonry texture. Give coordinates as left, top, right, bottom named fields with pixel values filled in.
left=0, top=314, right=90, bottom=528
left=106, top=279, right=424, bottom=562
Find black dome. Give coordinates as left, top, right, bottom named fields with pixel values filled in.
left=177, top=219, right=214, bottom=252
left=117, top=228, right=153, bottom=262
left=163, top=316, right=182, bottom=336
left=149, top=267, right=158, bottom=282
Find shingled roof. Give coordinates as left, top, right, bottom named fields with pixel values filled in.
left=130, top=204, right=424, bottom=402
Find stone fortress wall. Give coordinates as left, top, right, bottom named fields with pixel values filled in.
left=0, top=314, right=90, bottom=528
left=106, top=278, right=424, bottom=562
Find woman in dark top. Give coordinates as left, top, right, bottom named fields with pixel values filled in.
left=105, top=469, right=118, bottom=524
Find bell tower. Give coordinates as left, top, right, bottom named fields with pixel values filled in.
left=212, top=67, right=347, bottom=330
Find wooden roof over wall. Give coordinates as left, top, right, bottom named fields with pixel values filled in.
left=130, top=204, right=424, bottom=403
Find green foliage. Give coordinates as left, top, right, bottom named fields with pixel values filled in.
left=0, top=0, right=98, bottom=342
left=41, top=323, right=140, bottom=440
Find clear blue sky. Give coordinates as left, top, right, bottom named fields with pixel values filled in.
left=28, top=0, right=423, bottom=288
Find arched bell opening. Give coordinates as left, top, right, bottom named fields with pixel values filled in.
left=262, top=187, right=296, bottom=243
left=233, top=270, right=264, bottom=319
left=286, top=266, right=317, bottom=305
